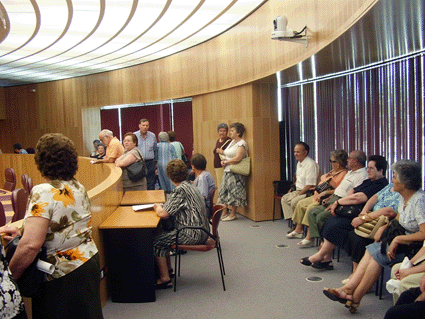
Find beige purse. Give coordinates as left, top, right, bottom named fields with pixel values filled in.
left=229, top=156, right=250, bottom=176
left=354, top=214, right=389, bottom=239
left=218, top=139, right=231, bottom=161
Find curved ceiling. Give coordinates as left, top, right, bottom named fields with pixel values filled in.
left=0, top=0, right=265, bottom=87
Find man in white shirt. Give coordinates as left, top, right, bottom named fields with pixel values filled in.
left=304, top=150, right=368, bottom=240
left=281, top=142, right=320, bottom=220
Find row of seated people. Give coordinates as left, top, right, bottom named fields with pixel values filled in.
left=282, top=147, right=425, bottom=316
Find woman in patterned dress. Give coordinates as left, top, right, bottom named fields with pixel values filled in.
left=153, top=159, right=209, bottom=289
left=216, top=122, right=248, bottom=221
left=0, top=133, right=103, bottom=319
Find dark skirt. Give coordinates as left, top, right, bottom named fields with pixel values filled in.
left=345, top=230, right=374, bottom=263
left=322, top=215, right=354, bottom=248
left=32, top=254, right=103, bottom=319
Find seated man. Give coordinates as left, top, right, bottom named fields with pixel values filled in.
left=300, top=150, right=368, bottom=245
left=281, top=142, right=319, bottom=224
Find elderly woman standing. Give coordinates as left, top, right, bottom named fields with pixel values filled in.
left=0, top=133, right=102, bottom=319
left=153, top=159, right=209, bottom=289
left=217, top=122, right=248, bottom=221
left=115, top=132, right=147, bottom=192
left=323, top=160, right=425, bottom=313
left=213, top=123, right=232, bottom=188
left=156, top=132, right=178, bottom=193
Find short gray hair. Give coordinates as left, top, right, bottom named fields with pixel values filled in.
left=100, top=129, right=113, bottom=137
left=217, top=123, right=228, bottom=132
left=331, top=149, right=348, bottom=167
left=392, top=159, right=422, bottom=190
left=158, top=131, right=169, bottom=142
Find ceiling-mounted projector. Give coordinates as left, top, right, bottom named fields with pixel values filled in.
left=271, top=15, right=294, bottom=39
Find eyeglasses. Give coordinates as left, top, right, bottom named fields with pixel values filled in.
left=329, top=160, right=338, bottom=163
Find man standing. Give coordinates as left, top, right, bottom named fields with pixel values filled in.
left=281, top=142, right=320, bottom=220
left=94, top=129, right=124, bottom=164
left=134, top=119, right=157, bottom=190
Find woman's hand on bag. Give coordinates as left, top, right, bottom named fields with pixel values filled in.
left=387, top=238, right=399, bottom=260
left=0, top=225, right=20, bottom=241
left=398, top=268, right=413, bottom=280
left=351, top=217, right=364, bottom=228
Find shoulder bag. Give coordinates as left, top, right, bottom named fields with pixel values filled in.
left=334, top=204, right=363, bottom=219
left=218, top=139, right=231, bottom=161
left=126, top=149, right=148, bottom=182
left=354, top=214, right=389, bottom=239
left=229, top=149, right=250, bottom=176
left=5, top=235, right=49, bottom=297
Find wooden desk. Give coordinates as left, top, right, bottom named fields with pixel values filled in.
left=120, top=190, right=165, bottom=206
left=0, top=189, right=13, bottom=222
left=100, top=206, right=160, bottom=303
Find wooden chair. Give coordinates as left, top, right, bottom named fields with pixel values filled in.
left=207, top=187, right=217, bottom=219
left=11, top=188, right=29, bottom=222
left=171, top=204, right=226, bottom=292
left=0, top=202, right=6, bottom=227
left=4, top=168, right=17, bottom=191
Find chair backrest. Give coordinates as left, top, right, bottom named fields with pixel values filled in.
left=21, top=174, right=33, bottom=194
left=208, top=187, right=217, bottom=217
left=11, top=188, right=29, bottom=222
left=4, top=168, right=17, bottom=191
left=0, top=202, right=6, bottom=227
left=211, top=204, right=226, bottom=238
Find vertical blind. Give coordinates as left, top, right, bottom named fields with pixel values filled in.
left=280, top=53, right=424, bottom=186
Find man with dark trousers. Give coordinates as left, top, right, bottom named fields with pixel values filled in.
left=134, top=119, right=157, bottom=190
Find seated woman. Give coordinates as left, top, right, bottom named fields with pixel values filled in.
left=384, top=272, right=425, bottom=319
left=323, top=160, right=425, bottom=314
left=288, top=149, right=348, bottom=246
left=94, top=143, right=106, bottom=160
left=0, top=133, right=103, bottom=319
left=389, top=242, right=425, bottom=303
left=301, top=155, right=388, bottom=270
left=115, top=132, right=147, bottom=192
left=344, top=183, right=400, bottom=277
left=153, top=159, right=209, bottom=289
left=191, top=153, right=216, bottom=217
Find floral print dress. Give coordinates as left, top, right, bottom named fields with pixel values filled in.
left=0, top=245, right=24, bottom=319
left=24, top=179, right=98, bottom=280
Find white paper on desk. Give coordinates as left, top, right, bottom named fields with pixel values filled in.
left=132, top=204, right=154, bottom=211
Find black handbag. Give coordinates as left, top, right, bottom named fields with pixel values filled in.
left=126, top=149, right=148, bottom=182
left=334, top=204, right=363, bottom=219
left=5, top=235, right=48, bottom=297
left=315, top=179, right=333, bottom=193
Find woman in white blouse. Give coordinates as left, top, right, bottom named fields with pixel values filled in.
left=216, top=122, right=248, bottom=221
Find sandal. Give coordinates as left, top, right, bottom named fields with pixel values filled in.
left=345, top=301, right=359, bottom=314
left=312, top=260, right=334, bottom=270
left=297, top=238, right=314, bottom=248
left=155, top=280, right=172, bottom=290
left=300, top=257, right=312, bottom=266
left=323, top=288, right=348, bottom=304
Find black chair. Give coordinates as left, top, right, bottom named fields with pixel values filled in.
left=272, top=180, right=293, bottom=222
left=171, top=204, right=226, bottom=292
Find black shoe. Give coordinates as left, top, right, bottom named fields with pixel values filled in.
left=312, top=261, right=334, bottom=270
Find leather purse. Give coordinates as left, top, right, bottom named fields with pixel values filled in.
left=354, top=214, right=389, bottom=239
left=315, top=179, right=333, bottom=193
left=126, top=149, right=148, bottom=182
left=5, top=235, right=48, bottom=297
left=334, top=204, right=362, bottom=219
left=230, top=156, right=250, bottom=176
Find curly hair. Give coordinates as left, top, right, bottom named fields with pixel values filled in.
left=166, top=159, right=188, bottom=183
left=34, top=133, right=78, bottom=181
left=392, top=160, right=422, bottom=190
left=190, top=153, right=207, bottom=170
left=168, top=131, right=176, bottom=142
left=230, top=122, right=245, bottom=137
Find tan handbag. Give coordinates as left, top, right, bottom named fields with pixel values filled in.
left=229, top=156, right=250, bottom=176
left=354, top=214, right=389, bottom=239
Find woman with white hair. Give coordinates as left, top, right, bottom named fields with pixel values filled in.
left=156, top=132, right=178, bottom=192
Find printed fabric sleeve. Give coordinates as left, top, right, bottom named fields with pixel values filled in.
left=163, top=187, right=186, bottom=217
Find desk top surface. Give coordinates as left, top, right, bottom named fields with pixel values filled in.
left=0, top=189, right=13, bottom=218
left=99, top=206, right=160, bottom=229
left=121, top=190, right=166, bottom=205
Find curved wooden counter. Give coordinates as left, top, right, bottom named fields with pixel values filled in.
left=0, top=154, right=123, bottom=306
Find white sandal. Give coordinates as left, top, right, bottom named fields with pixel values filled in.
left=286, top=230, right=303, bottom=239
left=297, top=238, right=314, bottom=248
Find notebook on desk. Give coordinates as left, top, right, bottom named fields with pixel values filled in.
left=132, top=204, right=154, bottom=211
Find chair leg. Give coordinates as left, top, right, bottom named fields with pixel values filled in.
left=216, top=246, right=226, bottom=291
left=217, top=242, right=226, bottom=276
left=379, top=267, right=385, bottom=299
left=173, top=249, right=179, bottom=292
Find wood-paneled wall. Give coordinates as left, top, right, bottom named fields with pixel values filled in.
left=0, top=154, right=123, bottom=306
left=0, top=0, right=378, bottom=220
